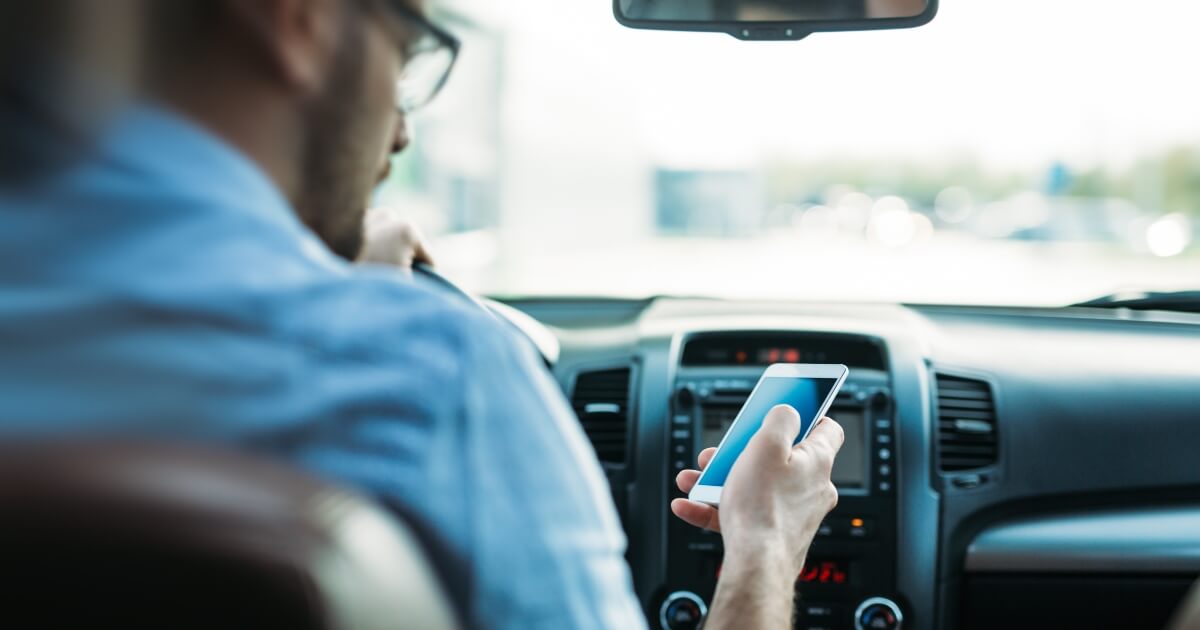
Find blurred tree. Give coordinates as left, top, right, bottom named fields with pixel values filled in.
left=767, top=145, right=1200, bottom=220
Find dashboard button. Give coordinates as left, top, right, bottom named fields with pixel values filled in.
left=675, top=387, right=696, bottom=409
left=877, top=434, right=892, bottom=444
left=673, top=414, right=691, bottom=425
left=878, top=448, right=891, bottom=461
left=879, top=464, right=891, bottom=476
left=951, top=473, right=987, bottom=489
left=879, top=481, right=892, bottom=492
left=875, top=419, right=892, bottom=430
left=672, top=429, right=690, bottom=439
left=848, top=517, right=872, bottom=538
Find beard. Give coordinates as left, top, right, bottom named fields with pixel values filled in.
left=293, top=20, right=382, bottom=262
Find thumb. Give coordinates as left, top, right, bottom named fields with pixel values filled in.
left=748, top=404, right=802, bottom=460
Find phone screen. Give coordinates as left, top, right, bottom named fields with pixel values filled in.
left=697, top=376, right=839, bottom=488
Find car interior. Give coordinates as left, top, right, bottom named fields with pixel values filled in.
left=427, top=1, right=1200, bottom=628
left=0, top=441, right=456, bottom=630
left=4, top=0, right=1200, bottom=629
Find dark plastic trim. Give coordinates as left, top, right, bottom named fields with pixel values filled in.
left=965, top=506, right=1200, bottom=574
left=612, top=0, right=939, bottom=41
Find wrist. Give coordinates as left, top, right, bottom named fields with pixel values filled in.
left=709, top=539, right=805, bottom=629
left=722, top=535, right=807, bottom=584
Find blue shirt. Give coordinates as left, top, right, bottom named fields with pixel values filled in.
left=0, top=106, right=646, bottom=629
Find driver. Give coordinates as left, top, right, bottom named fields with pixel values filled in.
left=0, top=1, right=844, bottom=628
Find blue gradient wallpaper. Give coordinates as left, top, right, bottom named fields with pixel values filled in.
left=698, top=377, right=837, bottom=487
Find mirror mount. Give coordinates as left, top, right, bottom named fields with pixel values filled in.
left=731, top=26, right=812, bottom=41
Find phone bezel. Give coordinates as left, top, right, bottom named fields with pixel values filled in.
left=687, top=363, right=849, bottom=507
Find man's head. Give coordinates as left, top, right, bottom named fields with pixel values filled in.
left=146, top=0, right=453, bottom=259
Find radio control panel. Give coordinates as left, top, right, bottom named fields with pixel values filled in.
left=656, top=332, right=902, bottom=630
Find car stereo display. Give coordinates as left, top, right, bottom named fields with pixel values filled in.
left=700, top=405, right=866, bottom=488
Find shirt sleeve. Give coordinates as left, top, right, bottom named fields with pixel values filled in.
left=456, top=313, right=647, bottom=629
left=282, top=291, right=647, bottom=630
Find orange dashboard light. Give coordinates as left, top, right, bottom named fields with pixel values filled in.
left=851, top=518, right=864, bottom=528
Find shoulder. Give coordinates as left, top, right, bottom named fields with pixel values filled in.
left=269, top=266, right=511, bottom=375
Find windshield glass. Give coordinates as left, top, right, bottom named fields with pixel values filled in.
left=376, top=0, right=1200, bottom=305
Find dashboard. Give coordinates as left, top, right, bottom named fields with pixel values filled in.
left=499, top=297, right=1200, bottom=630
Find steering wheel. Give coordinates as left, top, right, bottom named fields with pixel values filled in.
left=412, top=263, right=560, bottom=367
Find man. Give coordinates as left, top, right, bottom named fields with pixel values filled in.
left=0, top=1, right=843, bottom=628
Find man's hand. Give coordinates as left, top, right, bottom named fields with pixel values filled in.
left=357, top=207, right=434, bottom=269
left=671, top=405, right=844, bottom=629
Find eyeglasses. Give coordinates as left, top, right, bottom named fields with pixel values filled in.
left=383, top=2, right=461, bottom=113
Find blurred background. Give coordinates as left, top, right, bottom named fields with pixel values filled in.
left=375, top=0, right=1200, bottom=305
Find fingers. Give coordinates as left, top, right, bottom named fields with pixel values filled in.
left=670, top=498, right=721, bottom=532
left=412, top=239, right=435, bottom=267
left=359, top=209, right=435, bottom=269
left=364, top=206, right=389, bottom=228
left=403, top=222, right=434, bottom=267
left=796, top=417, right=845, bottom=467
left=748, top=404, right=801, bottom=460
left=675, top=446, right=719, bottom=495
left=803, top=416, right=845, bottom=452
left=676, top=468, right=702, bottom=494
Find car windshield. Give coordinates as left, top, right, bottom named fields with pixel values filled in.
left=376, top=0, right=1200, bottom=306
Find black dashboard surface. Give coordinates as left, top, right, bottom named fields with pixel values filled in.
left=503, top=297, right=1200, bottom=630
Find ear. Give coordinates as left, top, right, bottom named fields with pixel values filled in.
left=223, top=0, right=342, bottom=95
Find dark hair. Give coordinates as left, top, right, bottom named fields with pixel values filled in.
left=143, top=1, right=221, bottom=82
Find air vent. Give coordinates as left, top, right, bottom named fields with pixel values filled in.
left=570, top=368, right=632, bottom=464
left=935, top=374, right=998, bottom=472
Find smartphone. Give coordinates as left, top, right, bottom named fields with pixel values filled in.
left=688, top=363, right=849, bottom=507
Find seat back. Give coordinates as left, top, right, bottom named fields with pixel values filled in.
left=0, top=440, right=458, bottom=630
left=1171, top=578, right=1200, bottom=630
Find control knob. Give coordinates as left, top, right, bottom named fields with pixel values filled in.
left=659, top=591, right=707, bottom=630
left=855, top=597, right=903, bottom=630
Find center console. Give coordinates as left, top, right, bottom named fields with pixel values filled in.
left=656, top=332, right=903, bottom=630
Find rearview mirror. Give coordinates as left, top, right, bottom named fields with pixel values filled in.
left=614, top=0, right=937, bottom=40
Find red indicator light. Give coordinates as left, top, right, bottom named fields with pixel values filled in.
left=797, top=560, right=848, bottom=585
left=728, top=559, right=849, bottom=585
left=783, top=348, right=800, bottom=363
left=735, top=351, right=747, bottom=364
left=818, top=563, right=833, bottom=582
left=766, top=349, right=781, bottom=363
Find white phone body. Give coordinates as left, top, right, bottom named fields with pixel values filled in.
left=688, top=363, right=849, bottom=507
